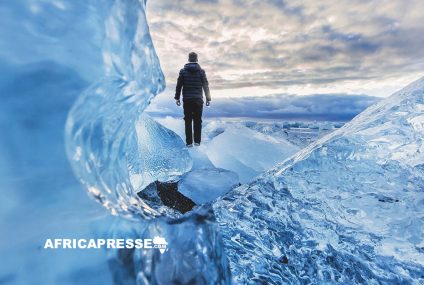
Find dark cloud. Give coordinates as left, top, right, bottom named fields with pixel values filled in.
left=147, top=92, right=380, bottom=121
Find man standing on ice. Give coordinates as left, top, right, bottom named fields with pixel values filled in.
left=175, top=52, right=211, bottom=147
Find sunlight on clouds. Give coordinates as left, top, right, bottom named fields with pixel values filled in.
left=210, top=72, right=424, bottom=99
left=147, top=0, right=424, bottom=98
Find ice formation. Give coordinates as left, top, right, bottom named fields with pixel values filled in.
left=206, top=124, right=299, bottom=182
left=178, top=146, right=240, bottom=205
left=4, top=0, right=423, bottom=283
left=129, top=114, right=192, bottom=192
left=155, top=118, right=301, bottom=203
left=214, top=77, right=424, bottom=283
left=106, top=206, right=231, bottom=284
left=65, top=0, right=192, bottom=219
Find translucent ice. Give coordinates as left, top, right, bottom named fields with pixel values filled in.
left=129, top=114, right=192, bottom=192
left=65, top=0, right=191, bottom=219
left=1, top=1, right=228, bottom=284
left=178, top=168, right=239, bottom=204
left=178, top=146, right=239, bottom=204
left=206, top=124, right=300, bottom=182
left=106, top=207, right=231, bottom=284
left=4, top=0, right=423, bottom=283
left=214, top=77, right=424, bottom=284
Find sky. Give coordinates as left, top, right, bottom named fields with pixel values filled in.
left=146, top=0, right=424, bottom=120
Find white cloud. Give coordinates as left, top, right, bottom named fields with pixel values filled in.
left=147, top=0, right=424, bottom=98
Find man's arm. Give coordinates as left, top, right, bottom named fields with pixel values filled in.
left=201, top=69, right=211, bottom=102
left=175, top=69, right=184, bottom=100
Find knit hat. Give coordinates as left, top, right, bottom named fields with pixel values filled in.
left=188, top=52, right=198, bottom=62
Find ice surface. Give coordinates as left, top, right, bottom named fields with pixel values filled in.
left=106, top=206, right=231, bottom=284
left=3, top=0, right=423, bottom=283
left=154, top=117, right=304, bottom=201
left=206, top=124, right=300, bottom=182
left=154, top=116, right=187, bottom=140
left=65, top=0, right=192, bottom=219
left=129, top=114, right=192, bottom=192
left=1, top=0, right=219, bottom=283
left=2, top=0, right=229, bottom=284
left=214, top=77, right=424, bottom=283
left=241, top=120, right=341, bottom=148
left=178, top=168, right=239, bottom=204
left=155, top=117, right=308, bottom=203
left=178, top=146, right=240, bottom=204
left=0, top=1, right=117, bottom=284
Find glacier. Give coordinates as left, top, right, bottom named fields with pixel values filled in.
left=1, top=0, right=424, bottom=284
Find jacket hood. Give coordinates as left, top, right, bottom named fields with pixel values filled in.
left=184, top=62, right=201, bottom=72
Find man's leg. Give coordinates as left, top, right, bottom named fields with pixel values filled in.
left=183, top=101, right=194, bottom=145
left=193, top=100, right=203, bottom=144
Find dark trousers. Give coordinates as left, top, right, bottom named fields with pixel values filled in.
left=183, top=99, right=203, bottom=145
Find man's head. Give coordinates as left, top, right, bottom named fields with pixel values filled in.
left=188, top=52, right=198, bottom=63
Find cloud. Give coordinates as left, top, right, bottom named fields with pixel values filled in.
left=146, top=92, right=380, bottom=121
left=147, top=0, right=424, bottom=97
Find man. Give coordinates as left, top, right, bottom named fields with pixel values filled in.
left=175, top=52, right=211, bottom=147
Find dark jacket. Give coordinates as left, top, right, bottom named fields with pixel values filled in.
left=175, top=63, right=211, bottom=102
